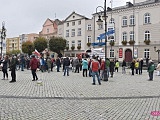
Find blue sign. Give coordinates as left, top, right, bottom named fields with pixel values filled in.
left=91, top=42, right=106, bottom=46
left=97, top=30, right=115, bottom=40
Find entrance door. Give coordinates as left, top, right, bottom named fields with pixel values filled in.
left=125, top=49, right=132, bottom=62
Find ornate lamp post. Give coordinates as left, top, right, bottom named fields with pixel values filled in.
left=154, top=46, right=160, bottom=63
left=96, top=0, right=108, bottom=81
left=0, top=21, right=6, bottom=56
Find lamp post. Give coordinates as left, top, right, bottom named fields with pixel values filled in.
left=154, top=46, right=160, bottom=63
left=0, top=21, right=6, bottom=56
left=96, top=0, right=108, bottom=81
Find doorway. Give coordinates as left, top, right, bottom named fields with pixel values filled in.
left=125, top=49, right=132, bottom=62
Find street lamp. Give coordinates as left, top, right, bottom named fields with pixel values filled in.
left=0, top=21, right=6, bottom=56
left=96, top=0, right=108, bottom=81
left=154, top=46, right=160, bottom=63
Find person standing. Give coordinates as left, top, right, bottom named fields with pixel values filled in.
left=9, top=55, right=18, bottom=83
left=110, top=59, right=115, bottom=77
left=115, top=60, right=119, bottom=72
left=82, top=58, right=88, bottom=77
left=56, top=57, right=61, bottom=72
left=139, top=58, right=143, bottom=75
left=63, top=57, right=70, bottom=76
left=135, top=59, right=139, bottom=74
left=147, top=60, right=155, bottom=81
left=90, top=56, right=101, bottom=85
left=1, top=55, right=9, bottom=80
left=130, top=59, right=135, bottom=75
left=156, top=62, right=160, bottom=76
left=100, top=59, right=105, bottom=80
left=30, top=55, right=39, bottom=81
left=74, top=57, right=79, bottom=73
left=46, top=57, right=51, bottom=73
left=122, top=59, right=126, bottom=74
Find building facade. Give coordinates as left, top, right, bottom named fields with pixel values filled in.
left=6, top=37, right=20, bottom=53
left=58, top=11, right=94, bottom=57
left=93, top=0, right=160, bottom=63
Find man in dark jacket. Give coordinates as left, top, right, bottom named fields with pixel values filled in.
left=63, top=56, right=70, bottom=76
left=147, top=60, right=155, bottom=81
left=30, top=55, right=39, bottom=81
left=9, top=55, right=18, bottom=83
left=56, top=57, right=61, bottom=72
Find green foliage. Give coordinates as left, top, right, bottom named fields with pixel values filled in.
left=34, top=37, right=47, bottom=52
left=109, top=40, right=115, bottom=46
left=71, top=46, right=75, bottom=50
left=49, top=37, right=66, bottom=54
left=144, top=40, right=150, bottom=45
left=66, top=46, right=69, bottom=50
left=22, top=41, right=34, bottom=55
left=77, top=46, right=81, bottom=50
left=87, top=42, right=91, bottom=47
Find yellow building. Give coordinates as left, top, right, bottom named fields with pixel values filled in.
left=6, top=37, right=20, bottom=53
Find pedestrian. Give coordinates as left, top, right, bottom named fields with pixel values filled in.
left=46, top=57, right=51, bottom=73
left=88, top=59, right=92, bottom=77
left=122, top=59, right=126, bottom=74
left=130, top=59, right=135, bottom=75
left=51, top=57, right=55, bottom=72
left=90, top=56, right=101, bottom=85
left=29, top=55, right=39, bottom=81
left=63, top=56, right=70, bottom=76
left=9, top=55, right=18, bottom=83
left=115, top=60, right=119, bottom=72
left=39, top=57, right=45, bottom=72
left=106, top=58, right=110, bottom=78
left=1, top=55, right=9, bottom=80
left=156, top=62, right=160, bottom=76
left=82, top=58, right=88, bottom=77
left=135, top=59, right=139, bottom=74
left=56, top=57, right=61, bottom=72
left=74, top=57, right=79, bottom=73
left=100, top=59, right=105, bottom=80
left=147, top=60, right=155, bottom=81
left=110, top=59, right=115, bottom=77
left=139, top=58, right=143, bottom=75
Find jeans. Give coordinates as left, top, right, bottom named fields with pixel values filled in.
left=92, top=71, right=101, bottom=84
left=106, top=67, right=110, bottom=78
left=64, top=66, right=69, bottom=76
left=122, top=66, right=126, bottom=74
left=149, top=71, right=153, bottom=80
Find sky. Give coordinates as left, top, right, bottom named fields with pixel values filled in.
left=0, top=0, right=130, bottom=38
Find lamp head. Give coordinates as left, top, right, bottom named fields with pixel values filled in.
left=96, top=15, right=103, bottom=26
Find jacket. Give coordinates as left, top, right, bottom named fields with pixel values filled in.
left=82, top=59, right=88, bottom=69
left=30, top=58, right=39, bottom=70
left=90, top=59, right=100, bottom=72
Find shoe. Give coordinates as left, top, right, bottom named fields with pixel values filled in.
left=67, top=75, right=69, bottom=76
left=36, top=78, right=38, bottom=80
left=1, top=78, right=5, bottom=80
left=99, top=83, right=101, bottom=85
left=9, top=81, right=16, bottom=83
left=92, top=83, right=96, bottom=85
left=32, top=79, right=35, bottom=81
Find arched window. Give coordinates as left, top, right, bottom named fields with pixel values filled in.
left=145, top=31, right=150, bottom=40
left=130, top=15, right=135, bottom=25
left=122, top=16, right=127, bottom=26
left=144, top=13, right=150, bottom=24
left=130, top=31, right=134, bottom=40
left=122, top=32, right=127, bottom=41
left=109, top=18, right=115, bottom=24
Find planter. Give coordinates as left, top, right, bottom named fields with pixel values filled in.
left=65, top=46, right=69, bottom=51
left=109, top=40, right=115, bottom=46
left=71, top=46, right=75, bottom=51
left=144, top=40, right=150, bottom=45
left=87, top=42, right=91, bottom=47
left=121, top=40, right=127, bottom=46
left=77, top=46, right=81, bottom=50
left=128, top=40, right=135, bottom=45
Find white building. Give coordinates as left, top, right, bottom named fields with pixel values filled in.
left=93, top=0, right=160, bottom=63
left=58, top=11, right=94, bottom=57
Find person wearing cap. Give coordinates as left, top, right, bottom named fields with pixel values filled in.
left=147, top=59, right=155, bottom=81
left=30, top=55, right=39, bottom=81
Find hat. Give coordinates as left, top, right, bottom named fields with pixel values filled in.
left=149, top=60, right=153, bottom=63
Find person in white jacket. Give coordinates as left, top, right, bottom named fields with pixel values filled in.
left=156, top=62, right=160, bottom=76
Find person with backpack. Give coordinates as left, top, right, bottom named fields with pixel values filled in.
left=147, top=59, right=155, bottom=81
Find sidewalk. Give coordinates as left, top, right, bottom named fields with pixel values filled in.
left=0, top=68, right=160, bottom=120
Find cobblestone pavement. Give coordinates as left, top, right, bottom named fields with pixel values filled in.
left=0, top=68, right=160, bottom=120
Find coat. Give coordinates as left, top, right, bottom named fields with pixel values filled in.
left=30, top=58, right=39, bottom=70
left=82, top=60, right=88, bottom=69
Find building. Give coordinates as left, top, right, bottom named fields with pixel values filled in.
left=6, top=37, right=20, bottom=53
left=58, top=11, right=94, bottom=57
left=93, top=0, right=160, bottom=63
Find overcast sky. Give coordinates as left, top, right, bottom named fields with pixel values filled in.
left=0, top=0, right=130, bottom=38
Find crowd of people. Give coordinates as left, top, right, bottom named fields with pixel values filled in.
left=0, top=54, right=159, bottom=84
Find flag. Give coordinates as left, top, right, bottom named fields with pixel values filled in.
left=34, top=49, right=41, bottom=57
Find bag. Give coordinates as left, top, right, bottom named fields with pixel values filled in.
left=0, top=63, right=3, bottom=67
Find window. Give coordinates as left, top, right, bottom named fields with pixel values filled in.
left=145, top=31, right=150, bottom=40
left=130, top=15, right=135, bottom=25
left=87, top=24, right=92, bottom=30
left=110, top=49, right=114, bottom=58
left=144, top=13, right=150, bottom=24
left=109, top=18, right=115, bottom=24
left=67, top=23, right=69, bottom=27
left=98, top=24, right=103, bottom=30
left=122, top=32, right=127, bottom=41
left=77, top=28, right=81, bottom=36
left=87, top=36, right=91, bottom=43
left=47, top=28, right=49, bottom=33
left=71, top=29, right=75, bottom=37
left=144, top=49, right=150, bottom=59
left=78, top=40, right=81, bottom=46
left=72, top=40, right=75, bottom=47
left=72, top=21, right=75, bottom=26
left=78, top=20, right=81, bottom=25
left=130, top=31, right=134, bottom=41
left=122, top=16, right=127, bottom=26
left=66, top=41, right=69, bottom=47
left=66, top=30, right=69, bottom=37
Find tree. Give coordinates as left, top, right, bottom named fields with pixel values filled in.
left=22, top=41, right=34, bottom=55
left=34, top=37, right=47, bottom=52
left=6, top=50, right=21, bottom=56
left=49, top=36, right=66, bottom=54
